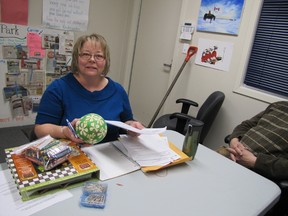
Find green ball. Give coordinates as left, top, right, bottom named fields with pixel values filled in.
left=75, top=113, right=107, bottom=144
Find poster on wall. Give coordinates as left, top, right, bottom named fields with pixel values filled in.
left=197, top=0, right=245, bottom=35
left=0, top=22, right=74, bottom=123
left=42, top=0, right=90, bottom=32
left=195, top=38, right=233, bottom=71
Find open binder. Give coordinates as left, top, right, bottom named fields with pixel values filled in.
left=103, top=121, right=191, bottom=172
left=82, top=137, right=191, bottom=181
left=113, top=135, right=192, bottom=173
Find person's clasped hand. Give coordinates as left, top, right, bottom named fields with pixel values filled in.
left=226, top=138, right=257, bottom=168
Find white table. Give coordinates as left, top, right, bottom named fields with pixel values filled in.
left=1, top=130, right=281, bottom=216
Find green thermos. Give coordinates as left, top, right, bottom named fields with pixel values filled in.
left=182, top=120, right=203, bottom=159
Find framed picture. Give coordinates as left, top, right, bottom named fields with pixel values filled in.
left=197, top=0, right=245, bottom=35
left=195, top=38, right=234, bottom=72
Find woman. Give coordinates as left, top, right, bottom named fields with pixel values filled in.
left=34, top=33, right=144, bottom=144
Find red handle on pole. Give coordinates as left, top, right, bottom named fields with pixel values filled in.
left=185, top=46, right=198, bottom=62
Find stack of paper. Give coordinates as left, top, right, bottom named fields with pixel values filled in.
left=105, top=120, right=167, bottom=135
left=81, top=121, right=188, bottom=179
left=118, top=134, right=180, bottom=167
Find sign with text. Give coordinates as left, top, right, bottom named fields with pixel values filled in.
left=42, top=0, right=90, bottom=32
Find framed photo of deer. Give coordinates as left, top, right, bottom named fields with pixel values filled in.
left=196, top=0, right=245, bottom=35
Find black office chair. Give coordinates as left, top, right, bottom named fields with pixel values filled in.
left=153, top=91, right=225, bottom=144
left=224, top=135, right=288, bottom=216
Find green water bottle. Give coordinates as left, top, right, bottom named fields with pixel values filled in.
left=182, top=120, right=203, bottom=159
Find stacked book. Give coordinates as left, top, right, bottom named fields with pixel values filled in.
left=5, top=137, right=99, bottom=201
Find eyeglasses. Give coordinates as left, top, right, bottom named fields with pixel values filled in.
left=79, top=52, right=105, bottom=62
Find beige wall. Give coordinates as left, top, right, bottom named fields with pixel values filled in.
left=161, top=0, right=278, bottom=150
left=25, top=0, right=285, bottom=151
left=0, top=0, right=134, bottom=127
left=123, top=0, right=275, bottom=150
left=29, top=0, right=134, bottom=85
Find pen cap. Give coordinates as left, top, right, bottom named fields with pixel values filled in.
left=182, top=119, right=203, bottom=159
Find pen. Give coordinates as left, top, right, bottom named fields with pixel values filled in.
left=66, top=119, right=79, bottom=138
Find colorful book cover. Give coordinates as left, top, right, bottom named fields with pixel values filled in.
left=5, top=141, right=99, bottom=201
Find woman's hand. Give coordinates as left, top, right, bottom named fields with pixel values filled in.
left=62, top=118, right=84, bottom=144
left=125, top=120, right=145, bottom=137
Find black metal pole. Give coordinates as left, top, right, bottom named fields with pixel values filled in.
left=147, top=46, right=198, bottom=128
left=148, top=61, right=187, bottom=128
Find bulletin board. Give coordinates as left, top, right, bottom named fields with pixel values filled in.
left=0, top=22, right=74, bottom=126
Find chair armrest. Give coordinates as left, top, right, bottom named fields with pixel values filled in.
left=176, top=98, right=198, bottom=114
left=224, top=135, right=231, bottom=144
left=176, top=98, right=198, bottom=107
left=169, top=112, right=194, bottom=134
left=169, top=113, right=204, bottom=135
left=187, top=118, right=204, bottom=127
left=170, top=112, right=194, bottom=120
left=279, top=180, right=288, bottom=191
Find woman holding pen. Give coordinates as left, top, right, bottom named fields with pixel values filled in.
left=34, top=33, right=144, bottom=144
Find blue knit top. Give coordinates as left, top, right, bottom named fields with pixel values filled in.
left=35, top=72, right=134, bottom=143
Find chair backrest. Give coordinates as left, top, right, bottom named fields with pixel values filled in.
left=196, top=91, right=225, bottom=144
